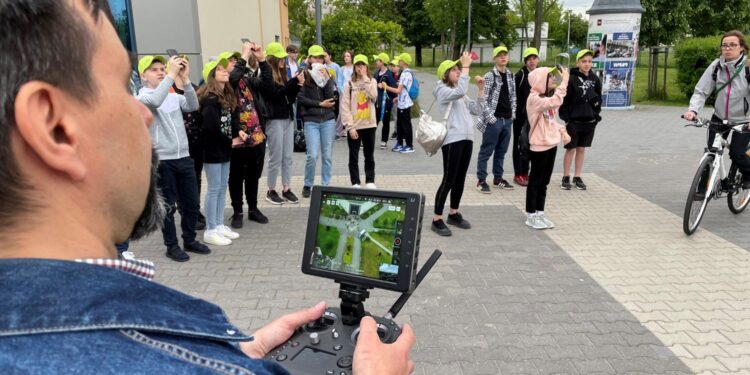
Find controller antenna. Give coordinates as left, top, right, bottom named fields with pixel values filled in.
left=385, top=249, right=442, bottom=320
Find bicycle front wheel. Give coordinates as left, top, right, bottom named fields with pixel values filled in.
left=683, top=156, right=714, bottom=235
left=728, top=166, right=750, bottom=214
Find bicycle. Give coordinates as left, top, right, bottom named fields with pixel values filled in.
left=683, top=116, right=750, bottom=235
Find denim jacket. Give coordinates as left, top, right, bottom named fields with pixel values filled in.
left=0, top=259, right=288, bottom=375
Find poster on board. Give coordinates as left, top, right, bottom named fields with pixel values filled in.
left=587, top=14, right=641, bottom=108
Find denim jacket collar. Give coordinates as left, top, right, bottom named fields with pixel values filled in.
left=0, top=259, right=252, bottom=342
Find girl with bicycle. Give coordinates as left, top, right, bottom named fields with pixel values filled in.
left=682, top=30, right=750, bottom=190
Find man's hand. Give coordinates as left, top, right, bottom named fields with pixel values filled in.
left=559, top=66, right=569, bottom=82
left=349, top=128, right=359, bottom=140
left=239, top=301, right=326, bottom=359
left=459, top=51, right=472, bottom=69
left=177, top=57, right=190, bottom=82
left=241, top=41, right=254, bottom=61
left=167, top=56, right=182, bottom=79
left=296, top=71, right=306, bottom=86
left=320, top=98, right=336, bottom=108
left=474, top=75, right=485, bottom=93
left=683, top=111, right=696, bottom=121
left=353, top=316, right=415, bottom=375
left=252, top=43, right=265, bottom=62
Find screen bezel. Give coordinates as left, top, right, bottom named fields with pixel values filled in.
left=301, top=186, right=423, bottom=293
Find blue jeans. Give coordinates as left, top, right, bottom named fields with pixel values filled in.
left=203, top=162, right=230, bottom=230
left=477, top=118, right=512, bottom=182
left=303, top=119, right=335, bottom=187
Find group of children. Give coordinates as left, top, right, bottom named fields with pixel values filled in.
left=134, top=42, right=422, bottom=260
left=429, top=47, right=602, bottom=236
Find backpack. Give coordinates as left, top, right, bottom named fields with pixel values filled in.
left=405, top=70, right=419, bottom=100
left=416, top=100, right=453, bottom=156
left=711, top=60, right=750, bottom=92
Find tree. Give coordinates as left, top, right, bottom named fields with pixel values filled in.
left=396, top=0, right=440, bottom=66
left=640, top=0, right=690, bottom=46
left=289, top=0, right=313, bottom=43
left=510, top=0, right=563, bottom=50
left=688, top=0, right=750, bottom=38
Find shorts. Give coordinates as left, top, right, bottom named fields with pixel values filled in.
left=565, top=121, right=597, bottom=149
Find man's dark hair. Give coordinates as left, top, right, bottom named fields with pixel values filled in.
left=286, top=45, right=299, bottom=53
left=0, top=0, right=110, bottom=228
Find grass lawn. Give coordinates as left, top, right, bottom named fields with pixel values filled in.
left=343, top=236, right=354, bottom=265
left=315, top=224, right=341, bottom=258
left=360, top=238, right=391, bottom=279
left=373, top=210, right=406, bottom=230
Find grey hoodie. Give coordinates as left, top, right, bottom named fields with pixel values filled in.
left=138, top=76, right=199, bottom=160
left=432, top=74, right=485, bottom=146
left=689, top=54, right=750, bottom=122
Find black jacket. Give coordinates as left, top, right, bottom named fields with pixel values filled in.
left=514, top=66, right=533, bottom=118
left=258, top=61, right=300, bottom=120
left=296, top=70, right=336, bottom=123
left=200, top=95, right=238, bottom=163
left=559, top=68, right=602, bottom=124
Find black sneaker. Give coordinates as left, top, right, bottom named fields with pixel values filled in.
left=196, top=213, right=206, bottom=231
left=248, top=209, right=269, bottom=224
left=184, top=241, right=211, bottom=255
left=493, top=178, right=515, bottom=190
left=561, top=176, right=572, bottom=190
left=573, top=177, right=587, bottom=190
left=266, top=190, right=284, bottom=205
left=476, top=180, right=491, bottom=194
left=302, top=186, right=312, bottom=198
left=230, top=213, right=243, bottom=229
left=282, top=189, right=299, bottom=204
left=447, top=212, right=471, bottom=229
left=431, top=219, right=452, bottom=237
left=166, top=246, right=190, bottom=262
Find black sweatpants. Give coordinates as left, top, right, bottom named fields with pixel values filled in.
left=396, top=107, right=413, bottom=147
left=347, top=127, right=376, bottom=185
left=188, top=141, right=204, bottom=207
left=434, top=140, right=473, bottom=216
left=526, top=147, right=557, bottom=213
left=377, top=103, right=393, bottom=143
left=512, top=117, right=530, bottom=176
left=228, top=142, right=266, bottom=214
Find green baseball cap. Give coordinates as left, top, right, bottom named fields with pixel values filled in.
left=523, top=47, right=539, bottom=60
left=353, top=54, right=368, bottom=65
left=218, top=51, right=241, bottom=61
left=548, top=66, right=560, bottom=75
left=308, top=45, right=325, bottom=57
left=398, top=53, right=412, bottom=65
left=202, top=57, right=228, bottom=82
left=576, top=49, right=594, bottom=61
left=493, top=46, right=509, bottom=57
left=437, top=59, right=460, bottom=78
left=138, top=55, right=167, bottom=74
left=389, top=56, right=399, bottom=66
left=372, top=52, right=390, bottom=64
left=265, top=43, right=288, bottom=59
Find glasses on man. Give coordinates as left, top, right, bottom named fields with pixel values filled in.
left=721, top=43, right=740, bottom=49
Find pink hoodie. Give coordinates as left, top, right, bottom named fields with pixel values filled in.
left=526, top=67, right=568, bottom=152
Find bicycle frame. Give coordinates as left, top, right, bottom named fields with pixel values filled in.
left=700, top=131, right=731, bottom=199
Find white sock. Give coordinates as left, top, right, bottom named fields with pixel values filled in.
left=537, top=211, right=544, bottom=216
left=527, top=212, right=536, bottom=219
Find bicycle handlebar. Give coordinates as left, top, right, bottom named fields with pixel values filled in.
left=681, top=115, right=749, bottom=133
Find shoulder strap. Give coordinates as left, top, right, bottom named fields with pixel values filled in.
left=443, top=101, right=454, bottom=121
left=712, top=61, right=720, bottom=82
left=746, top=66, right=750, bottom=84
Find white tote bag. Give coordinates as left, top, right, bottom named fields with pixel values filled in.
left=416, top=101, right=453, bottom=156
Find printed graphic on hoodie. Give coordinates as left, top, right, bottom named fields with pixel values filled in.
left=355, top=90, right=370, bottom=120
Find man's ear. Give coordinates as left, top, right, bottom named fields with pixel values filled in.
left=13, top=82, right=87, bottom=180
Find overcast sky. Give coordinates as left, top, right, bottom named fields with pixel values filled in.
left=562, top=0, right=595, bottom=16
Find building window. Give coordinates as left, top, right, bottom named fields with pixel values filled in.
left=108, top=0, right=136, bottom=52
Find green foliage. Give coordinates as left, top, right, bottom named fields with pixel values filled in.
left=674, top=35, right=722, bottom=100
left=689, top=0, right=750, bottom=38
left=640, top=0, right=690, bottom=46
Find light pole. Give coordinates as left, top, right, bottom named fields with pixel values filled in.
left=566, top=10, right=571, bottom=50
left=466, top=0, right=472, bottom=52
left=315, top=0, right=322, bottom=45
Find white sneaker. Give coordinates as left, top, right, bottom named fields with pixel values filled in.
left=537, top=214, right=555, bottom=229
left=204, top=229, right=232, bottom=246
left=365, top=183, right=377, bottom=189
left=525, top=215, right=548, bottom=230
left=218, top=225, right=240, bottom=240
left=352, top=184, right=361, bottom=188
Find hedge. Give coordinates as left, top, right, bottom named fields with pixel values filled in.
left=674, top=35, right=723, bottom=102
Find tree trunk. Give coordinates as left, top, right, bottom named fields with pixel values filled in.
left=415, top=44, right=423, bottom=67
left=533, top=0, right=543, bottom=49
left=449, top=23, right=457, bottom=59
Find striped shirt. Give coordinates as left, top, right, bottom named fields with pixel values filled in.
left=74, top=257, right=155, bottom=281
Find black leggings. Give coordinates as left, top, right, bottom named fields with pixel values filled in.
left=512, top=117, right=530, bottom=175
left=434, top=140, right=473, bottom=216
left=347, top=127, right=376, bottom=185
left=526, top=147, right=557, bottom=213
left=376, top=104, right=393, bottom=143
left=396, top=107, right=413, bottom=147
left=229, top=143, right=266, bottom=214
